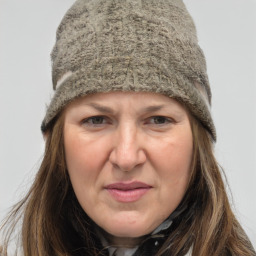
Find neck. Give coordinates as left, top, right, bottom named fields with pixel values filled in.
left=96, top=226, right=146, bottom=248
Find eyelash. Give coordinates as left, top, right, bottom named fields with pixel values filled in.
left=146, top=116, right=173, bottom=125
left=81, top=116, right=108, bottom=126
left=81, top=115, right=174, bottom=128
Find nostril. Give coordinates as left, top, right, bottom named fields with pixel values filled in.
left=109, top=148, right=146, bottom=172
left=108, top=128, right=146, bottom=171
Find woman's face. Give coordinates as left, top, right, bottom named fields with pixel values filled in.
left=64, top=92, right=193, bottom=238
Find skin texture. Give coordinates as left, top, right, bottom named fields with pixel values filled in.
left=64, top=91, right=193, bottom=246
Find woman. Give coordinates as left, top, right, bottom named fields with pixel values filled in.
left=0, top=0, right=255, bottom=255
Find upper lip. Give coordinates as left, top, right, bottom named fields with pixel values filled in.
left=104, top=181, right=152, bottom=190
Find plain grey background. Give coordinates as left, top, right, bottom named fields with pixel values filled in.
left=0, top=0, right=255, bottom=247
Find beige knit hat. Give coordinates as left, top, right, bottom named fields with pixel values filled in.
left=41, top=0, right=216, bottom=141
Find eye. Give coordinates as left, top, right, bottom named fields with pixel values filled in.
left=152, top=116, right=168, bottom=124
left=147, top=116, right=173, bottom=125
left=81, top=116, right=108, bottom=126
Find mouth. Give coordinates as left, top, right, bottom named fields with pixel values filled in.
left=104, top=182, right=152, bottom=203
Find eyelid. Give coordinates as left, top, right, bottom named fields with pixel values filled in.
left=145, top=116, right=175, bottom=125
left=80, top=114, right=175, bottom=127
left=81, top=115, right=110, bottom=126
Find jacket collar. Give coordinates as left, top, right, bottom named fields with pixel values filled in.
left=97, top=203, right=188, bottom=256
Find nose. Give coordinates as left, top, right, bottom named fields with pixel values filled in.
left=109, top=124, right=146, bottom=172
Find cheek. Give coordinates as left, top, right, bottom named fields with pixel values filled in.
left=64, top=129, right=108, bottom=185
left=152, top=130, right=193, bottom=192
left=157, top=136, right=192, bottom=168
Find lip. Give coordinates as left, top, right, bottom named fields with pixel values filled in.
left=104, top=182, right=152, bottom=203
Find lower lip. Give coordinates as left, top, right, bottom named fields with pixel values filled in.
left=106, top=188, right=151, bottom=202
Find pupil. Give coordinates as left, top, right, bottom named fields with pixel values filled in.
left=154, top=117, right=165, bottom=124
left=93, top=117, right=103, bottom=124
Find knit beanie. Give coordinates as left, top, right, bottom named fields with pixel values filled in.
left=41, top=0, right=216, bottom=141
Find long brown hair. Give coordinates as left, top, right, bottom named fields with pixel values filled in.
left=156, top=117, right=255, bottom=255
left=0, top=110, right=255, bottom=256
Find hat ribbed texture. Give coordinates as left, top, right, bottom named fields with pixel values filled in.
left=41, top=0, right=216, bottom=141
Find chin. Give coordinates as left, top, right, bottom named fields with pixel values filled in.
left=107, top=226, right=148, bottom=238
left=102, top=218, right=154, bottom=238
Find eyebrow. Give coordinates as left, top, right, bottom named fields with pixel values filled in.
left=142, top=105, right=165, bottom=113
left=86, top=103, right=166, bottom=114
left=87, top=103, right=115, bottom=113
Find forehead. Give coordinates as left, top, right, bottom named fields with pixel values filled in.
left=65, top=91, right=187, bottom=112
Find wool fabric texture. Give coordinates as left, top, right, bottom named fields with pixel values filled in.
left=41, top=0, right=216, bottom=141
